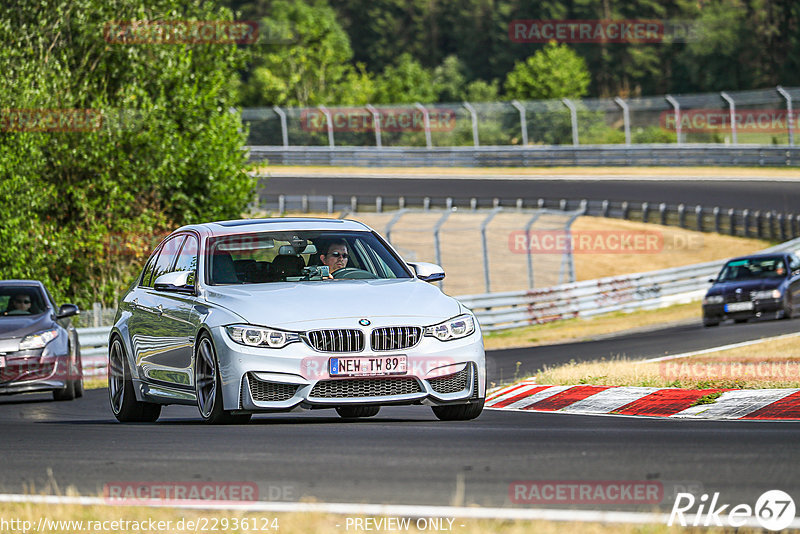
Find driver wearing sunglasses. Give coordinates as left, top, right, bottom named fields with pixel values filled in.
left=5, top=294, right=33, bottom=315
left=318, top=240, right=349, bottom=276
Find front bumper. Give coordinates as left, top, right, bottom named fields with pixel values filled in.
left=210, top=325, right=486, bottom=413
left=702, top=298, right=785, bottom=322
left=0, top=350, right=72, bottom=395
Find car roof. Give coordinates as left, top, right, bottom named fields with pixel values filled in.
left=0, top=280, right=45, bottom=287
left=174, top=218, right=372, bottom=236
left=724, top=252, right=790, bottom=263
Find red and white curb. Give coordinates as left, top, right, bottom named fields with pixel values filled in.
left=486, top=379, right=800, bottom=420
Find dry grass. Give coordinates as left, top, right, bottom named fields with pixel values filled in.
left=0, top=499, right=764, bottom=534
left=482, top=301, right=700, bottom=350
left=257, top=165, right=800, bottom=178
left=570, top=217, right=768, bottom=281
left=534, top=333, right=800, bottom=389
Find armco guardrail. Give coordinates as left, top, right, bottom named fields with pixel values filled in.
left=458, top=237, right=800, bottom=331
left=75, top=237, right=800, bottom=374
left=247, top=145, right=800, bottom=167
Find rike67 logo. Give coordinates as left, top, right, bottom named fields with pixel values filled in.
left=669, top=490, right=796, bottom=530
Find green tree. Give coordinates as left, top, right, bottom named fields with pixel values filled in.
left=504, top=42, right=591, bottom=100
left=0, top=0, right=252, bottom=307
left=372, top=53, right=436, bottom=104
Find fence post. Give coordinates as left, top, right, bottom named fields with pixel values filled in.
left=350, top=196, right=358, bottom=213
left=272, top=106, right=289, bottom=147
left=92, top=302, right=101, bottom=328
left=327, top=195, right=334, bottom=214
left=728, top=208, right=736, bottom=236
left=562, top=212, right=582, bottom=284
left=713, top=206, right=721, bottom=233
left=511, top=100, right=528, bottom=146
left=463, top=101, right=480, bottom=147
left=278, top=195, right=285, bottom=215
left=766, top=211, right=774, bottom=240
left=695, top=205, right=703, bottom=232
left=755, top=210, right=763, bottom=238
left=384, top=209, right=409, bottom=243
left=777, top=86, right=794, bottom=146
left=778, top=213, right=786, bottom=241
left=317, top=105, right=335, bottom=148
left=602, top=200, right=609, bottom=217
left=423, top=197, right=431, bottom=210
left=642, top=202, right=649, bottom=223
left=414, top=102, right=432, bottom=149
left=614, top=97, right=631, bottom=146
left=398, top=196, right=405, bottom=209
left=660, top=202, right=667, bottom=225
left=470, top=198, right=477, bottom=211
left=678, top=203, right=686, bottom=228
left=433, top=210, right=452, bottom=290
left=480, top=208, right=502, bottom=293
left=524, top=211, right=543, bottom=289
left=446, top=197, right=453, bottom=210
left=376, top=196, right=383, bottom=213
left=516, top=198, right=524, bottom=211
left=621, top=201, right=629, bottom=220
left=365, top=104, right=382, bottom=148
left=562, top=98, right=579, bottom=145
left=665, top=95, right=682, bottom=144
left=301, top=195, right=309, bottom=213
left=720, top=92, right=737, bottom=145
left=560, top=199, right=567, bottom=211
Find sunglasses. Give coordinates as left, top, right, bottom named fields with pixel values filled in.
left=14, top=299, right=30, bottom=304
left=327, top=252, right=349, bottom=259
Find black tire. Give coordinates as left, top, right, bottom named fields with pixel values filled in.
left=195, top=335, right=251, bottom=425
left=432, top=399, right=484, bottom=421
left=52, top=380, right=76, bottom=401
left=336, top=406, right=380, bottom=418
left=108, top=338, right=161, bottom=423
left=782, top=296, right=794, bottom=319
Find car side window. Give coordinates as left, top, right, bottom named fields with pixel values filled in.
left=146, top=236, right=185, bottom=288
left=173, top=235, right=199, bottom=285
left=790, top=255, right=800, bottom=273
left=140, top=247, right=162, bottom=288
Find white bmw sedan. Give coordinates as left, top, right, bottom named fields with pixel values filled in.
left=108, top=218, right=485, bottom=424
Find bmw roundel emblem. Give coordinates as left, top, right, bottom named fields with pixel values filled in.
left=359, top=319, right=371, bottom=326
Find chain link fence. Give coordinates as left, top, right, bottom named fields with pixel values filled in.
left=243, top=86, right=799, bottom=148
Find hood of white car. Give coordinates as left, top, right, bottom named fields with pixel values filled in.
left=204, top=278, right=463, bottom=329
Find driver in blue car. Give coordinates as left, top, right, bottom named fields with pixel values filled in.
left=318, top=239, right=349, bottom=276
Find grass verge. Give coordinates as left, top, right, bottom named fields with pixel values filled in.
left=0, top=499, right=763, bottom=534
left=534, top=333, right=800, bottom=389
left=483, top=300, right=700, bottom=351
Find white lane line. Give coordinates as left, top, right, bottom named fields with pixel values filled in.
left=504, top=385, right=573, bottom=409
left=671, top=389, right=800, bottom=419
left=561, top=387, right=660, bottom=414
left=637, top=331, right=800, bottom=364
left=2, top=493, right=799, bottom=529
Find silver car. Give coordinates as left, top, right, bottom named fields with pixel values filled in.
left=108, top=218, right=485, bottom=424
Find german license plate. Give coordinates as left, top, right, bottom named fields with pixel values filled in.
left=725, top=301, right=754, bottom=312
left=329, top=355, right=407, bottom=377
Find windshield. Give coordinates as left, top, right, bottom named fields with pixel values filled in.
left=718, top=257, right=787, bottom=282
left=0, top=285, right=48, bottom=317
left=206, top=230, right=411, bottom=285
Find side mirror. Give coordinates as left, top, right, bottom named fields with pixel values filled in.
left=707, top=277, right=716, bottom=283
left=408, top=262, right=445, bottom=283
left=154, top=271, right=196, bottom=294
left=56, top=303, right=79, bottom=319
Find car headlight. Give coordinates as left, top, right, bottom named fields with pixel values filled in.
left=225, top=325, right=299, bottom=349
left=703, top=295, right=724, bottom=305
left=425, top=314, right=476, bottom=341
left=19, top=329, right=59, bottom=350
left=752, top=289, right=781, bottom=300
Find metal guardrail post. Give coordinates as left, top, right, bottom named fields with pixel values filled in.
left=621, top=201, right=629, bottom=220
left=423, top=197, right=431, bottom=210
left=614, top=97, right=631, bottom=146
left=743, top=209, right=750, bottom=237
left=562, top=98, right=579, bottom=145
left=446, top=197, right=453, bottom=210
left=301, top=195, right=309, bottom=213
left=511, top=100, right=528, bottom=146
left=317, top=105, right=335, bottom=148
left=713, top=207, right=720, bottom=233
left=365, top=104, right=382, bottom=148
left=562, top=211, right=583, bottom=284
left=756, top=210, right=763, bottom=238
left=766, top=211, right=774, bottom=240
left=660, top=203, right=667, bottom=225
left=720, top=92, right=737, bottom=145
left=678, top=203, right=686, bottom=228
left=376, top=196, right=383, bottom=213
left=350, top=196, right=358, bottom=213
left=695, top=205, right=703, bottom=232
left=433, top=210, right=453, bottom=290
left=327, top=195, right=334, bottom=214
left=414, top=102, right=432, bottom=149
left=665, top=95, right=682, bottom=144
left=728, top=208, right=736, bottom=236
left=272, top=106, right=289, bottom=147
left=778, top=213, right=786, bottom=241
left=278, top=195, right=285, bottom=215
left=524, top=211, right=544, bottom=289
left=777, top=86, right=794, bottom=146
left=480, top=207, right=502, bottom=293
left=602, top=200, right=609, bottom=217
left=470, top=198, right=477, bottom=211
left=463, top=102, right=480, bottom=147
left=642, top=202, right=649, bottom=223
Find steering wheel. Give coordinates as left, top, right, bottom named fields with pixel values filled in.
left=332, top=268, right=378, bottom=280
